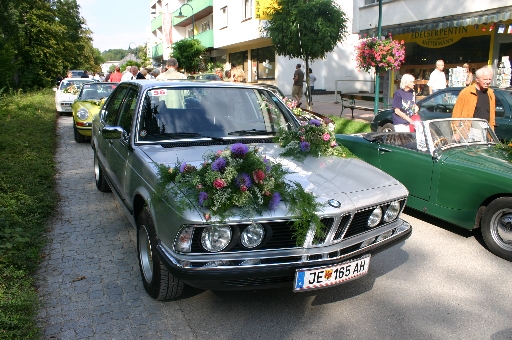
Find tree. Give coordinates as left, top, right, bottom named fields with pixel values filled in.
left=171, top=39, right=205, bottom=74
left=263, top=0, right=349, bottom=106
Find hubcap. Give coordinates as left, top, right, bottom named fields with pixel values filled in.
left=490, top=210, right=512, bottom=250
left=94, top=155, right=100, bottom=182
left=138, top=225, right=153, bottom=283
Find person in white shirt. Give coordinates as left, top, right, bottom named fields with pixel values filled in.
left=156, top=58, right=186, bottom=80
left=121, top=66, right=139, bottom=82
left=427, top=60, right=446, bottom=94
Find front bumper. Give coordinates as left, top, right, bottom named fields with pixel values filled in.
left=156, top=218, right=411, bottom=291
left=56, top=101, right=73, bottom=112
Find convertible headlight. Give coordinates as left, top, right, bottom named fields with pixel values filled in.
left=201, top=225, right=232, bottom=252
left=76, top=108, right=90, bottom=120
left=367, top=207, right=382, bottom=228
left=383, top=201, right=401, bottom=222
left=175, top=227, right=194, bottom=253
left=240, top=222, right=264, bottom=248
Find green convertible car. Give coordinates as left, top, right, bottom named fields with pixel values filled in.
left=337, top=118, right=512, bottom=261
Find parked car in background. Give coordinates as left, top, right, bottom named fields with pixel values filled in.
left=187, top=73, right=222, bottom=80
left=70, top=70, right=86, bottom=78
left=337, top=118, right=512, bottom=261
left=71, top=82, right=119, bottom=143
left=371, top=87, right=512, bottom=140
left=91, top=80, right=412, bottom=300
left=53, top=78, right=93, bottom=114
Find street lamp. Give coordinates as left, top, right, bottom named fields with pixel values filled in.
left=175, top=3, right=194, bottom=39
left=128, top=42, right=137, bottom=61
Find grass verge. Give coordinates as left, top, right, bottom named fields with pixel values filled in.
left=0, top=89, right=58, bottom=339
left=328, top=115, right=371, bottom=134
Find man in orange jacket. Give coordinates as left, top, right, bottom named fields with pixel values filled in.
left=452, top=67, right=495, bottom=130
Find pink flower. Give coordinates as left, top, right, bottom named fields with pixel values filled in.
left=240, top=185, right=247, bottom=192
left=323, top=133, right=331, bottom=141
left=252, top=169, right=266, bottom=184
left=213, top=178, right=226, bottom=189
left=331, top=141, right=337, bottom=147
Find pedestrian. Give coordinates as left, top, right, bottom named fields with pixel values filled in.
left=121, top=66, right=139, bottom=82
left=81, top=70, right=90, bottom=78
left=122, top=66, right=131, bottom=75
left=136, top=68, right=146, bottom=79
left=292, top=63, right=304, bottom=107
left=230, top=63, right=246, bottom=82
left=215, top=68, right=224, bottom=80
left=463, top=63, right=473, bottom=86
left=66, top=71, right=73, bottom=78
left=156, top=58, right=187, bottom=80
left=150, top=69, right=160, bottom=79
left=452, top=67, right=495, bottom=130
left=304, top=68, right=316, bottom=105
left=104, top=71, right=111, bottom=82
left=109, top=67, right=122, bottom=82
left=392, top=74, right=419, bottom=132
left=427, top=60, right=446, bottom=94
left=93, top=72, right=101, bottom=81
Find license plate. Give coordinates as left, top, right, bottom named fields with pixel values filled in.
left=294, top=255, right=370, bottom=291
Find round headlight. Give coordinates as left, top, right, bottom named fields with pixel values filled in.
left=367, top=207, right=382, bottom=228
left=240, top=222, right=265, bottom=248
left=383, top=201, right=401, bottom=222
left=201, top=226, right=232, bottom=252
left=76, top=108, right=90, bottom=120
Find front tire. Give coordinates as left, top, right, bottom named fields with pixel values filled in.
left=137, top=208, right=184, bottom=300
left=94, top=151, right=111, bottom=192
left=74, top=124, right=86, bottom=143
left=481, top=198, right=512, bottom=261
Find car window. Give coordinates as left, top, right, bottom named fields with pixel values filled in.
left=495, top=96, right=505, bottom=118
left=59, top=79, right=92, bottom=92
left=102, top=86, right=129, bottom=126
left=116, top=89, right=139, bottom=135
left=419, top=90, right=460, bottom=114
left=496, top=90, right=512, bottom=117
left=137, top=87, right=292, bottom=141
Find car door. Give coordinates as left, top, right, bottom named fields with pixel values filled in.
left=376, top=140, right=435, bottom=202
left=417, top=89, right=461, bottom=121
left=106, top=86, right=140, bottom=209
left=493, top=91, right=512, bottom=140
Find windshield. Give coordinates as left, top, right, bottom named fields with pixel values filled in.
left=79, top=83, right=118, bottom=100
left=59, top=79, right=93, bottom=92
left=424, top=118, right=499, bottom=152
left=136, top=86, right=296, bottom=142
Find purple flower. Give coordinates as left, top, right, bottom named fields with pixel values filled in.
left=235, top=173, right=252, bottom=188
left=230, top=143, right=249, bottom=157
left=211, top=157, right=227, bottom=172
left=179, top=162, right=187, bottom=173
left=309, top=119, right=321, bottom=127
left=198, top=191, right=208, bottom=206
left=300, top=141, right=311, bottom=152
left=269, top=192, right=281, bottom=210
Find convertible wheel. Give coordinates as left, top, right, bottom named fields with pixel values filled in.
left=74, top=124, right=86, bottom=143
left=94, top=151, right=111, bottom=192
left=481, top=198, right=512, bottom=261
left=379, top=123, right=395, bottom=133
left=137, top=208, right=184, bottom=300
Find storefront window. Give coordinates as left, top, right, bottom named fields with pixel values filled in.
left=251, top=46, right=276, bottom=80
left=229, top=51, right=248, bottom=75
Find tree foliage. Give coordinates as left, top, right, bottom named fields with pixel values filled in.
left=171, top=39, right=206, bottom=74
left=0, top=0, right=97, bottom=90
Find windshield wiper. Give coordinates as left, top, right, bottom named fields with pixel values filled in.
left=228, top=130, right=272, bottom=136
left=151, top=132, right=224, bottom=141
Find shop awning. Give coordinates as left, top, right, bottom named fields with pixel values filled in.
left=360, top=6, right=512, bottom=37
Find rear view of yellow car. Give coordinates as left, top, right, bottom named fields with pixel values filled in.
left=72, top=82, right=119, bottom=143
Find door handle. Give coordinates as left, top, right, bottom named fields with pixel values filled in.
left=378, top=147, right=392, bottom=153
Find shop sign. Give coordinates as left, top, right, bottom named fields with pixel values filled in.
left=395, top=25, right=490, bottom=49
left=255, top=0, right=278, bottom=20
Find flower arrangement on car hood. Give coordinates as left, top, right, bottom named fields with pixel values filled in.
left=157, top=143, right=324, bottom=244
left=62, top=84, right=80, bottom=95
left=355, top=37, right=405, bottom=73
left=275, top=118, right=354, bottom=162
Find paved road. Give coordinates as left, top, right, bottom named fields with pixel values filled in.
left=37, top=115, right=512, bottom=340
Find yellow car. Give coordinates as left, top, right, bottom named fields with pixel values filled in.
left=72, top=82, right=118, bottom=143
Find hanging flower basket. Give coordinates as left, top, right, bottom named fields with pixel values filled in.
left=355, top=37, right=406, bottom=73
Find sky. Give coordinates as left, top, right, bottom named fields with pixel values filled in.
left=77, top=0, right=149, bottom=52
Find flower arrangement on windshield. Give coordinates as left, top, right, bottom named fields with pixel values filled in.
left=275, top=118, right=354, bottom=162
left=62, top=83, right=80, bottom=95
left=355, top=37, right=406, bottom=73
left=495, top=142, right=512, bottom=160
left=156, top=143, right=325, bottom=244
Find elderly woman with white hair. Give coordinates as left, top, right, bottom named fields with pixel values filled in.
left=392, top=73, right=419, bottom=132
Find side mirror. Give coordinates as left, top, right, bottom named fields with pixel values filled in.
left=101, top=126, right=124, bottom=140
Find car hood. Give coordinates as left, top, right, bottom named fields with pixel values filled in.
left=73, top=100, right=101, bottom=110
left=443, top=145, right=512, bottom=173
left=139, top=142, right=407, bottom=210
left=57, top=92, right=78, bottom=101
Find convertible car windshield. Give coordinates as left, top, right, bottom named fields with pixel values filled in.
left=136, top=87, right=293, bottom=142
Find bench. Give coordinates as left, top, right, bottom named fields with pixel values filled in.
left=339, top=93, right=385, bottom=118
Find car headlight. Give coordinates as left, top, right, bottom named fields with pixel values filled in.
left=367, top=207, right=382, bottom=228
left=240, top=222, right=265, bottom=248
left=174, top=227, right=194, bottom=253
left=201, top=225, right=232, bottom=252
left=76, top=108, right=90, bottom=120
left=383, top=201, right=401, bottom=222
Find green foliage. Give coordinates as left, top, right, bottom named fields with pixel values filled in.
left=0, top=89, right=58, bottom=337
left=205, top=62, right=225, bottom=73
left=101, top=49, right=129, bottom=61
left=172, top=39, right=206, bottom=74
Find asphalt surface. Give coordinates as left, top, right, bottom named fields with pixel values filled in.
left=36, top=99, right=512, bottom=339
